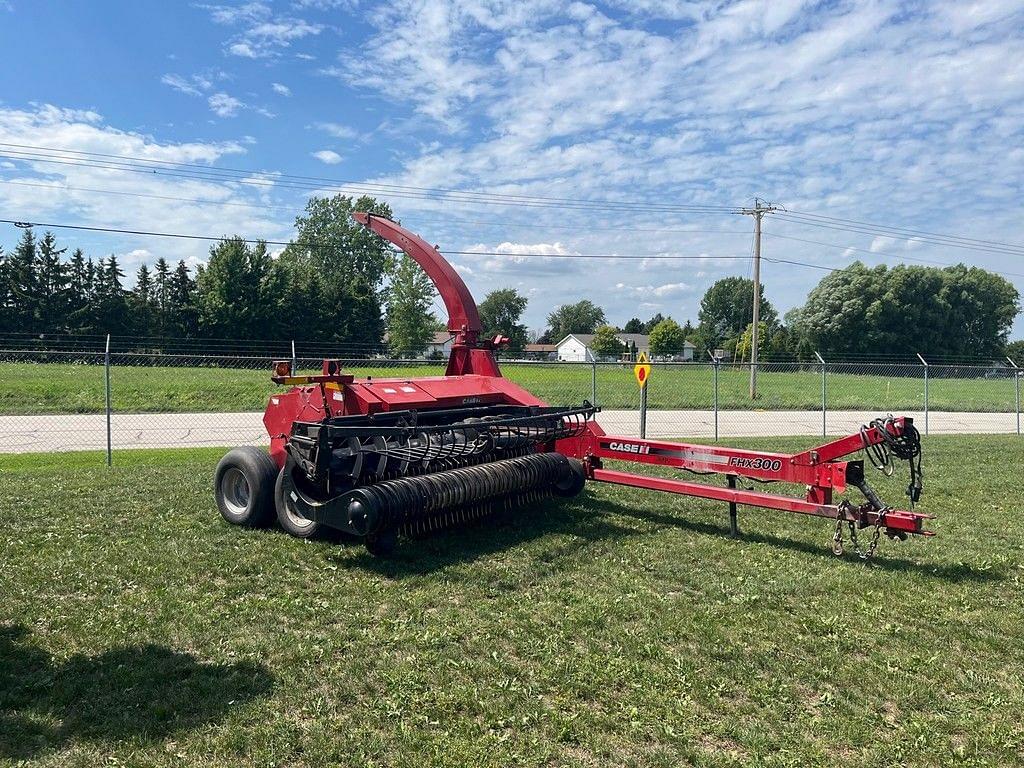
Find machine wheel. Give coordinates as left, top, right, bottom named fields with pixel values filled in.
left=553, top=457, right=587, bottom=498
left=364, top=527, right=397, bottom=557
left=275, top=464, right=329, bottom=540
left=214, top=447, right=278, bottom=527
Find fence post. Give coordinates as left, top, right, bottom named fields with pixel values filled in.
left=1009, top=357, right=1021, bottom=436
left=291, top=339, right=297, bottom=372
left=591, top=360, right=597, bottom=406
left=814, top=350, right=826, bottom=437
left=104, top=333, right=112, bottom=467
left=917, top=353, right=929, bottom=436
left=709, top=351, right=719, bottom=441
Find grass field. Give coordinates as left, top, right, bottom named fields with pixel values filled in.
left=1, top=360, right=1020, bottom=415
left=2, top=436, right=1022, bottom=766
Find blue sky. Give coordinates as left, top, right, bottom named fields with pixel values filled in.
left=2, top=0, right=1024, bottom=338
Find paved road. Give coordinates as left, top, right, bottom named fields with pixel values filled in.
left=1, top=409, right=1018, bottom=454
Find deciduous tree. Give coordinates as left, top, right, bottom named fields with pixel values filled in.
left=590, top=324, right=624, bottom=358
left=385, top=255, right=437, bottom=356
left=279, top=194, right=393, bottom=347
left=547, top=300, right=606, bottom=340
left=478, top=288, right=529, bottom=355
left=649, top=318, right=687, bottom=358
left=697, top=277, right=777, bottom=349
left=794, top=262, right=1019, bottom=358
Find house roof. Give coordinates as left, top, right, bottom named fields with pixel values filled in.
left=428, top=331, right=455, bottom=345
left=556, top=333, right=650, bottom=349
left=554, top=333, right=695, bottom=352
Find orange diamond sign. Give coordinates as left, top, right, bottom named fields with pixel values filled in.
left=634, top=351, right=651, bottom=389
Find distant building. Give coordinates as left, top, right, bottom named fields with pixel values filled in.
left=523, top=343, right=558, bottom=360
left=555, top=333, right=695, bottom=362
left=424, top=331, right=455, bottom=358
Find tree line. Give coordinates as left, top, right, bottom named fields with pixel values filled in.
left=0, top=194, right=535, bottom=358
left=1, top=193, right=1019, bottom=361
left=538, top=266, right=1020, bottom=361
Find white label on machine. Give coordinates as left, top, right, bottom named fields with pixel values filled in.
left=271, top=397, right=279, bottom=405
left=401, top=386, right=416, bottom=393
left=332, top=391, right=344, bottom=402
left=382, top=387, right=397, bottom=393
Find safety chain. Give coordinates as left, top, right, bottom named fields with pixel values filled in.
left=831, top=502, right=886, bottom=560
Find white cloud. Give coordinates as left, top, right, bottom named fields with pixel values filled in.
left=312, top=121, right=358, bottom=139
left=161, top=73, right=213, bottom=97
left=271, top=82, right=292, bottom=96
left=868, top=236, right=895, bottom=253
left=208, top=92, right=244, bottom=118
left=202, top=2, right=323, bottom=59
left=616, top=281, right=692, bottom=298
left=228, top=41, right=259, bottom=58
left=321, top=0, right=1024, bottom=333
left=160, top=72, right=272, bottom=119
left=466, top=241, right=575, bottom=256
left=0, top=104, right=286, bottom=266
left=312, top=149, right=342, bottom=164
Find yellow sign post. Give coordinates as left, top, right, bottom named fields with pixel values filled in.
left=634, top=352, right=651, bottom=438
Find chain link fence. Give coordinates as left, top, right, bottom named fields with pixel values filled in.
left=1, top=341, right=1020, bottom=460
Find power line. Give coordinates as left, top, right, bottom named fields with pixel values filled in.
left=0, top=178, right=751, bottom=236
left=8, top=176, right=1021, bottom=278
left=763, top=231, right=1024, bottom=279
left=0, top=145, right=740, bottom=215
left=0, top=217, right=753, bottom=261
left=0, top=217, right=842, bottom=273
left=0, top=141, right=741, bottom=212
left=8, top=142, right=1024, bottom=259
left=773, top=212, right=1024, bottom=257
left=784, top=207, right=1024, bottom=252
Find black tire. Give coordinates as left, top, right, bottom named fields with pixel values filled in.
left=365, top=527, right=398, bottom=557
left=275, top=463, right=329, bottom=540
left=553, top=457, right=587, bottom=498
left=214, top=447, right=278, bottom=527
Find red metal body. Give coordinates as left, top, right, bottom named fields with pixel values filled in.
left=262, top=214, right=932, bottom=544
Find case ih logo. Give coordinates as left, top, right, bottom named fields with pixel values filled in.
left=608, top=441, right=650, bottom=455
left=728, top=456, right=783, bottom=472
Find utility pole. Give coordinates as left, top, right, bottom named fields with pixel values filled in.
left=741, top=199, right=777, bottom=399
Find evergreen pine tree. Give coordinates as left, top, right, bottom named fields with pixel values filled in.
left=37, top=232, right=69, bottom=331
left=0, top=245, right=9, bottom=332
left=153, top=257, right=171, bottom=336
left=169, top=260, right=198, bottom=337
left=95, top=255, right=130, bottom=333
left=67, top=248, right=88, bottom=330
left=7, top=228, right=39, bottom=332
left=133, top=263, right=154, bottom=336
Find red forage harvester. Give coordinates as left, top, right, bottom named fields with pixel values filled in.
left=214, top=214, right=931, bottom=556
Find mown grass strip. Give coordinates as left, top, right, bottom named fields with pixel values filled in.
left=2, top=435, right=1022, bottom=766
left=1, top=361, right=1018, bottom=415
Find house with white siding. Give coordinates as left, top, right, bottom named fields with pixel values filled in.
left=555, top=333, right=694, bottom=361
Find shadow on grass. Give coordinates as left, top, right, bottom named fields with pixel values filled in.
left=332, top=499, right=638, bottom=578
left=589, top=497, right=1003, bottom=583
left=321, top=488, right=998, bottom=584
left=0, top=624, right=274, bottom=761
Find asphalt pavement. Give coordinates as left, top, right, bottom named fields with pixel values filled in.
left=1, top=408, right=1017, bottom=454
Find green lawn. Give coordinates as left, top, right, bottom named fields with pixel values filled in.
left=2, top=436, right=1021, bottom=766
left=1, top=360, right=1019, bottom=415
